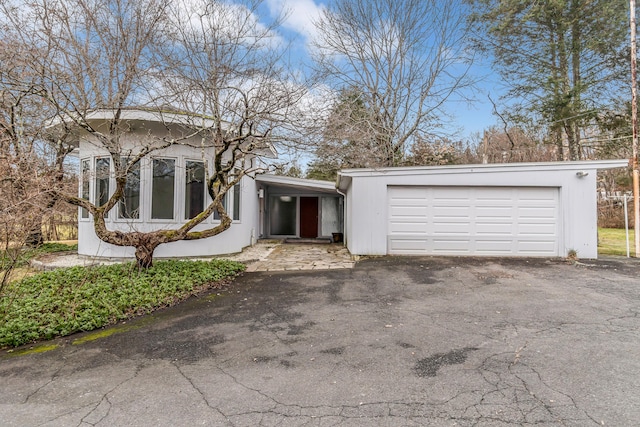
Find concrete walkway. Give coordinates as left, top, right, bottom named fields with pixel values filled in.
left=32, top=240, right=356, bottom=272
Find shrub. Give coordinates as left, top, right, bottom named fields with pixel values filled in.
left=598, top=200, right=633, bottom=229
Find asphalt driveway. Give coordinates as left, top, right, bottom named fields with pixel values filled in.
left=2, top=256, right=640, bottom=426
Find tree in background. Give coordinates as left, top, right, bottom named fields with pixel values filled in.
left=403, top=137, right=464, bottom=167
left=595, top=104, right=634, bottom=160
left=313, top=0, right=472, bottom=167
left=0, top=32, right=78, bottom=293
left=468, top=0, right=629, bottom=161
left=310, top=87, right=381, bottom=174
left=305, top=160, right=340, bottom=181
left=474, top=127, right=557, bottom=164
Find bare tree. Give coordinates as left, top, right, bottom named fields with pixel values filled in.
left=404, top=137, right=464, bottom=167
left=312, top=0, right=472, bottom=167
left=470, top=126, right=557, bottom=164
left=0, top=25, right=79, bottom=289
left=1, top=0, right=308, bottom=267
left=0, top=63, right=50, bottom=286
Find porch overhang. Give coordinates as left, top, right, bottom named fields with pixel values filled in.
left=256, top=174, right=339, bottom=194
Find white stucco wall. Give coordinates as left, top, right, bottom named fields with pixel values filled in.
left=338, top=161, right=627, bottom=259
left=76, top=119, right=259, bottom=258
left=77, top=176, right=258, bottom=258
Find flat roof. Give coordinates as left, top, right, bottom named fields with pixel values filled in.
left=256, top=174, right=338, bottom=193
left=337, top=159, right=629, bottom=190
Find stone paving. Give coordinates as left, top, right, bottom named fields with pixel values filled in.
left=243, top=242, right=356, bottom=272
left=32, top=240, right=356, bottom=272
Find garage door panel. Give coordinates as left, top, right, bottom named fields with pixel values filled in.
left=517, top=223, right=556, bottom=235
left=433, top=230, right=471, bottom=236
left=476, top=223, right=514, bottom=234
left=518, top=206, right=556, bottom=217
left=517, top=240, right=557, bottom=254
left=433, top=205, right=470, bottom=213
left=475, top=207, right=515, bottom=217
left=475, top=240, right=516, bottom=253
left=389, top=221, right=428, bottom=234
left=388, top=186, right=559, bottom=256
left=431, top=239, right=472, bottom=253
left=389, top=206, right=428, bottom=217
left=388, top=237, right=430, bottom=252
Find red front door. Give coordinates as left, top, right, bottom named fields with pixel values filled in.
left=299, top=197, right=318, bottom=238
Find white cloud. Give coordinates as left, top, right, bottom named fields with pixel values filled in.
left=170, top=0, right=286, bottom=50
left=265, top=0, right=324, bottom=43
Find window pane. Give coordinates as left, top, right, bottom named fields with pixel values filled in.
left=81, top=159, right=90, bottom=219
left=269, top=196, right=296, bottom=236
left=185, top=161, right=205, bottom=219
left=152, top=158, right=175, bottom=219
left=95, top=158, right=110, bottom=218
left=233, top=181, right=240, bottom=221
left=119, top=159, right=140, bottom=219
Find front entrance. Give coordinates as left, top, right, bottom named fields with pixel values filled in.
left=299, top=197, right=319, bottom=238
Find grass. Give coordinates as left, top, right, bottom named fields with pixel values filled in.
left=598, top=227, right=636, bottom=257
left=3, top=241, right=79, bottom=269
left=0, top=259, right=245, bottom=348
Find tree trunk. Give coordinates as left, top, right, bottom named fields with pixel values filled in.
left=554, top=127, right=564, bottom=161
left=25, top=228, right=44, bottom=247
left=564, top=120, right=580, bottom=161
left=135, top=244, right=155, bottom=269
left=133, top=236, right=162, bottom=269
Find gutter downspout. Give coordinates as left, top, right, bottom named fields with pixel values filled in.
left=336, top=172, right=347, bottom=248
left=336, top=187, right=347, bottom=248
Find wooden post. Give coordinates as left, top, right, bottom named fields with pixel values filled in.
left=631, top=0, right=640, bottom=256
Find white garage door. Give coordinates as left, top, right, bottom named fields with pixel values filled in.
left=388, top=186, right=560, bottom=256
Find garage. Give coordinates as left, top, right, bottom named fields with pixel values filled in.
left=336, top=160, right=628, bottom=259
left=387, top=186, right=559, bottom=256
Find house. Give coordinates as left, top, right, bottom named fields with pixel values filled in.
left=73, top=110, right=627, bottom=260
left=73, top=109, right=343, bottom=259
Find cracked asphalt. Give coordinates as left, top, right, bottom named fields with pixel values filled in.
left=2, top=256, right=640, bottom=426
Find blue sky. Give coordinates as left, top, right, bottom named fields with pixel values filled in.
left=259, top=0, right=506, bottom=142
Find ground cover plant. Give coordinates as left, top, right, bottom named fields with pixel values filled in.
left=0, top=259, right=245, bottom=348
left=598, top=228, right=636, bottom=257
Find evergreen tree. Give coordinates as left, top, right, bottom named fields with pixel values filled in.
left=468, top=0, right=629, bottom=160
